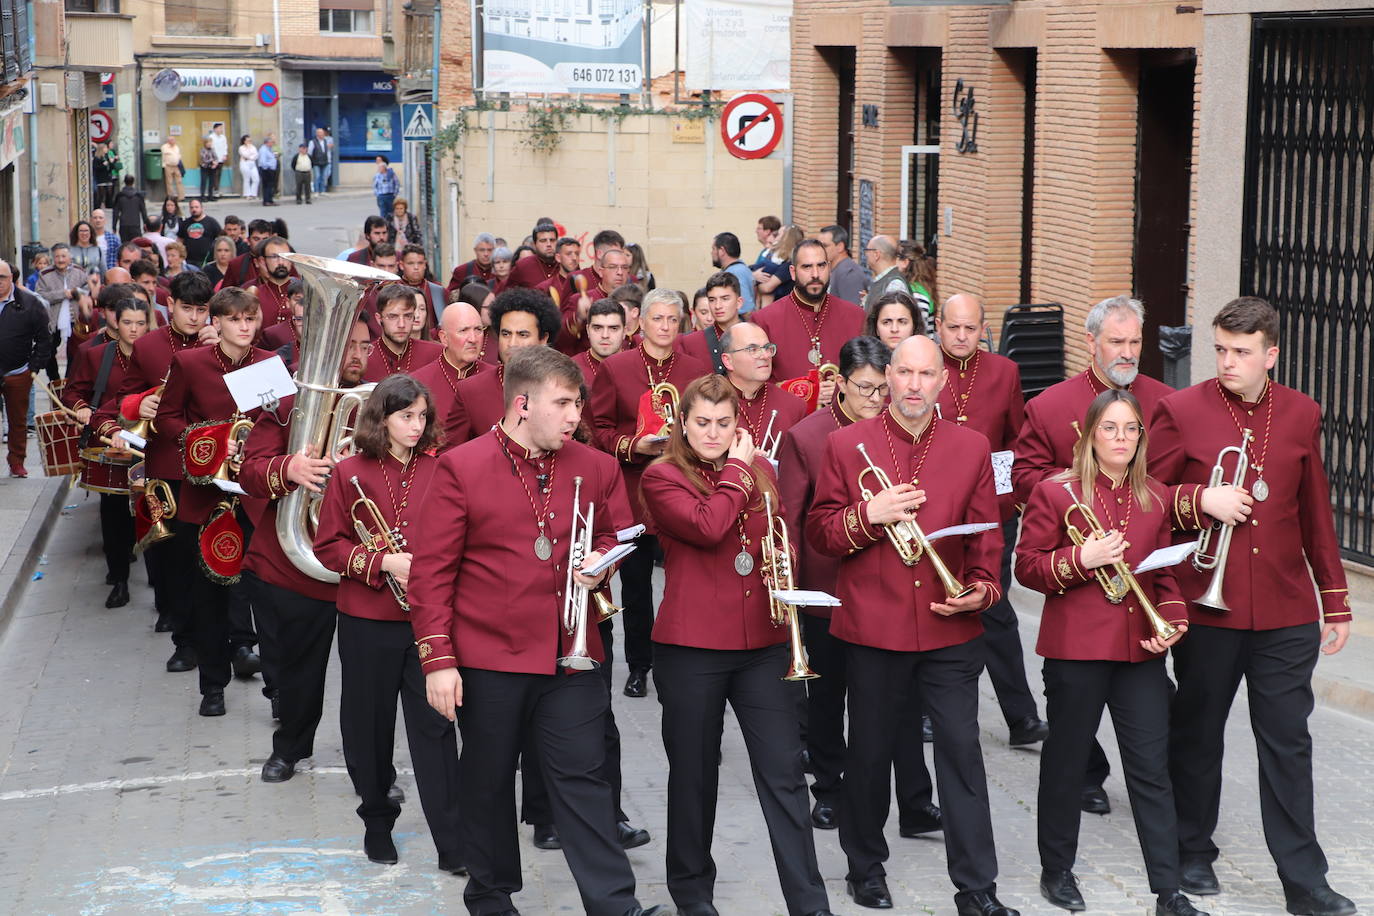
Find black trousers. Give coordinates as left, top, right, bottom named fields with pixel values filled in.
left=841, top=638, right=999, bottom=898
left=802, top=613, right=933, bottom=821
left=983, top=516, right=1039, bottom=725
left=619, top=533, right=657, bottom=672
left=521, top=618, right=626, bottom=825
left=336, top=613, right=462, bottom=855
left=160, top=485, right=197, bottom=650
left=98, top=492, right=133, bottom=585
left=260, top=167, right=277, bottom=204
left=653, top=642, right=829, bottom=915
left=1170, top=622, right=1328, bottom=888
left=176, top=516, right=233, bottom=696
left=244, top=573, right=335, bottom=761
left=457, top=666, right=639, bottom=916
left=1039, top=657, right=1179, bottom=892
left=227, top=515, right=260, bottom=661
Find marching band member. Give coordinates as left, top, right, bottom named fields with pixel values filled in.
left=936, top=293, right=1047, bottom=746
left=62, top=296, right=148, bottom=608
left=641, top=374, right=834, bottom=916
left=751, top=238, right=865, bottom=410
left=409, top=299, right=488, bottom=450
left=408, top=347, right=664, bottom=916
left=560, top=245, right=632, bottom=356
left=533, top=235, right=582, bottom=315
left=572, top=299, right=629, bottom=386
left=863, top=289, right=926, bottom=350
left=1016, top=389, right=1200, bottom=916
left=592, top=289, right=711, bottom=698
left=675, top=270, right=744, bottom=374
left=243, top=235, right=297, bottom=327
left=807, top=335, right=1014, bottom=916
left=719, top=322, right=808, bottom=455
left=312, top=373, right=464, bottom=872
left=364, top=285, right=441, bottom=382
left=506, top=222, right=561, bottom=289
left=777, top=336, right=939, bottom=837
left=1149, top=297, right=1355, bottom=916
left=154, top=287, right=271, bottom=717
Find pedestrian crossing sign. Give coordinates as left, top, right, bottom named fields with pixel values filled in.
left=402, top=103, right=435, bottom=141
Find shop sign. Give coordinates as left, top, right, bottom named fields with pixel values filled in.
left=176, top=69, right=257, bottom=93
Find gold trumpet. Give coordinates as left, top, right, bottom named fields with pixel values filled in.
left=593, top=587, right=622, bottom=622
left=650, top=381, right=680, bottom=434
left=818, top=362, right=841, bottom=385
left=215, top=413, right=256, bottom=481
left=1061, top=482, right=1179, bottom=641
left=124, top=368, right=171, bottom=442
left=349, top=475, right=409, bottom=612
left=559, top=475, right=599, bottom=671
left=856, top=442, right=975, bottom=599
left=761, top=492, right=818, bottom=681
left=1191, top=429, right=1252, bottom=611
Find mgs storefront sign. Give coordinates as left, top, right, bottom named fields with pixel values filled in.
left=176, top=69, right=257, bottom=93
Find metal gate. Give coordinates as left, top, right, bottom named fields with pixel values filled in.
left=1240, top=12, right=1374, bottom=563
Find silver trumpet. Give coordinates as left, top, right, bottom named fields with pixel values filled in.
left=760, top=409, right=781, bottom=462
left=558, top=475, right=599, bottom=671
left=1191, top=429, right=1252, bottom=611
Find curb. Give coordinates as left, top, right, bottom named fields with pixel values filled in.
left=0, top=476, right=70, bottom=643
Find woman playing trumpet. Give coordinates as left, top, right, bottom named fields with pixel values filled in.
left=1015, top=389, right=1202, bottom=916
left=640, top=374, right=833, bottom=916
left=313, top=374, right=463, bottom=872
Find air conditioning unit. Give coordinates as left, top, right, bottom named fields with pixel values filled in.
left=39, top=82, right=57, bottom=107
left=256, top=33, right=269, bottom=46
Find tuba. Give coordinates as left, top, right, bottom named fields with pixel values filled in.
left=1061, top=482, right=1180, bottom=642
left=276, top=253, right=399, bottom=582
left=1190, top=430, right=1251, bottom=612
left=558, top=475, right=599, bottom=671
left=761, top=492, right=819, bottom=681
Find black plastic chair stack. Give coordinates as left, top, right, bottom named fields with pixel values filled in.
left=997, top=303, right=1066, bottom=400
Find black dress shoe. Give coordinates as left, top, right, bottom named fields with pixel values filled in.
left=1179, top=858, right=1219, bottom=896
left=1283, top=884, right=1357, bottom=916
left=811, top=799, right=837, bottom=830
left=166, top=646, right=197, bottom=672
left=154, top=612, right=173, bottom=632
left=921, top=714, right=934, bottom=743
left=232, top=646, right=261, bottom=677
left=956, top=890, right=1020, bottom=916
left=623, top=669, right=648, bottom=698
left=899, top=802, right=943, bottom=837
left=437, top=852, right=468, bottom=875
left=387, top=781, right=405, bottom=805
left=1080, top=786, right=1110, bottom=815
left=674, top=904, right=719, bottom=916
left=532, top=823, right=561, bottom=849
left=199, top=692, right=226, bottom=717
left=1040, top=869, right=1086, bottom=911
left=1157, top=891, right=1209, bottom=916
left=846, top=876, right=893, bottom=909
left=105, top=582, right=130, bottom=608
left=364, top=828, right=398, bottom=864
left=260, top=754, right=295, bottom=782
left=617, top=820, right=650, bottom=849
left=1009, top=715, right=1050, bottom=746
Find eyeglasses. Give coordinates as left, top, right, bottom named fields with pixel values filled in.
left=848, top=381, right=890, bottom=399
left=726, top=343, right=777, bottom=357
left=345, top=341, right=374, bottom=354
left=1097, top=422, right=1143, bottom=440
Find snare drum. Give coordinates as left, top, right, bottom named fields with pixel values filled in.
left=79, top=458, right=130, bottom=495
left=35, top=410, right=82, bottom=477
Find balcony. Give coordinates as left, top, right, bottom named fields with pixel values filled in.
left=65, top=11, right=134, bottom=72
left=402, top=1, right=434, bottom=80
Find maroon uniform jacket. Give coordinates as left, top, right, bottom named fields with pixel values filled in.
left=155, top=344, right=274, bottom=524
left=807, top=412, right=1003, bottom=652
left=346, top=248, right=371, bottom=266
left=750, top=293, right=866, bottom=383
left=408, top=426, right=632, bottom=674
left=675, top=326, right=734, bottom=374
left=1017, top=475, right=1188, bottom=661
left=1012, top=367, right=1178, bottom=509
left=777, top=400, right=858, bottom=618
left=94, top=325, right=201, bottom=481
left=222, top=251, right=253, bottom=288
left=507, top=254, right=559, bottom=290
left=734, top=381, right=808, bottom=455
left=642, top=457, right=788, bottom=650
left=572, top=349, right=612, bottom=388
left=238, top=396, right=336, bottom=601
left=446, top=258, right=495, bottom=294
left=590, top=346, right=711, bottom=525
left=409, top=353, right=488, bottom=451
left=81, top=329, right=117, bottom=350
left=535, top=271, right=575, bottom=312
left=1148, top=379, right=1351, bottom=630
left=447, top=361, right=508, bottom=444
left=315, top=451, right=440, bottom=621
left=363, top=337, right=442, bottom=383
left=477, top=331, right=499, bottom=367
left=937, top=348, right=1025, bottom=519
left=63, top=340, right=132, bottom=416
left=261, top=320, right=296, bottom=352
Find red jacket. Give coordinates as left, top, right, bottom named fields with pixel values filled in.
left=93, top=325, right=201, bottom=481
left=749, top=293, right=865, bottom=383
left=507, top=254, right=559, bottom=290
left=777, top=400, right=857, bottom=617
left=409, top=353, right=488, bottom=452
left=447, top=361, right=507, bottom=444
left=363, top=337, right=442, bottom=383
left=806, top=412, right=1003, bottom=652
left=446, top=258, right=495, bottom=294
left=62, top=340, right=132, bottom=415
left=1016, top=475, right=1187, bottom=661
left=735, top=381, right=808, bottom=455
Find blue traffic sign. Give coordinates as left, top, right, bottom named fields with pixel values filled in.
left=402, top=103, right=435, bottom=141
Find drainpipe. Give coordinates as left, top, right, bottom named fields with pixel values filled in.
left=25, top=0, right=38, bottom=242
left=429, top=0, right=440, bottom=265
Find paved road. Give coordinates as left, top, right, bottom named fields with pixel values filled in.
left=1, top=497, right=1372, bottom=915
left=201, top=188, right=382, bottom=263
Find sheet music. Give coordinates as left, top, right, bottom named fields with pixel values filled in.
left=772, top=589, right=842, bottom=607
left=925, top=521, right=1000, bottom=542
left=991, top=450, right=1014, bottom=495
left=116, top=429, right=147, bottom=450
left=224, top=356, right=296, bottom=414
left=581, top=542, right=637, bottom=577
left=1133, top=542, right=1197, bottom=574
left=616, top=524, right=646, bottom=543
left=212, top=479, right=248, bottom=496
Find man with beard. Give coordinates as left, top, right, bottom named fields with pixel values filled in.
left=709, top=231, right=756, bottom=314
left=222, top=219, right=275, bottom=287
left=751, top=239, right=866, bottom=410
left=347, top=217, right=390, bottom=267
left=1012, top=295, right=1249, bottom=817
left=410, top=300, right=488, bottom=449
left=364, top=285, right=441, bottom=382
left=534, top=236, right=582, bottom=316
left=245, top=236, right=297, bottom=327
left=559, top=245, right=629, bottom=356
left=178, top=198, right=223, bottom=268
left=507, top=221, right=561, bottom=289
left=446, top=232, right=497, bottom=293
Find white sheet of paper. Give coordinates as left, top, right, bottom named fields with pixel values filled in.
left=991, top=450, right=1014, bottom=495
left=772, top=589, right=842, bottom=607
left=212, top=479, right=247, bottom=496
left=1133, top=542, right=1197, bottom=574
left=581, top=542, right=637, bottom=577
left=116, top=428, right=147, bottom=450
left=925, top=521, right=1000, bottom=542
left=224, top=356, right=297, bottom=414
left=616, top=524, right=646, bottom=543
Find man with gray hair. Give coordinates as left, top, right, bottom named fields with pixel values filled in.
left=819, top=224, right=865, bottom=304
left=861, top=234, right=907, bottom=313
left=446, top=231, right=498, bottom=293
left=1012, top=294, right=1253, bottom=816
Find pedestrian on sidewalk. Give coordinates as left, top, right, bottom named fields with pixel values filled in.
left=373, top=156, right=399, bottom=219
left=0, top=260, right=52, bottom=477
left=238, top=134, right=260, bottom=199
left=293, top=145, right=313, bottom=205
left=160, top=135, right=184, bottom=200
left=198, top=138, right=218, bottom=201
left=308, top=128, right=330, bottom=195
left=258, top=135, right=279, bottom=206
left=112, top=177, right=147, bottom=243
